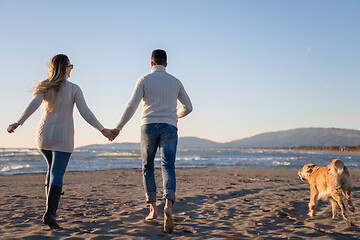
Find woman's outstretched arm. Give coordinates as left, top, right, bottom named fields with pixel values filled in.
left=7, top=94, right=43, bottom=133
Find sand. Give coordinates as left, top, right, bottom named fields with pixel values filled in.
left=1, top=168, right=360, bottom=239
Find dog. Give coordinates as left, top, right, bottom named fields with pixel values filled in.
left=298, top=159, right=355, bottom=224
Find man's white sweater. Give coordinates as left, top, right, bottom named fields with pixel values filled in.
left=116, top=65, right=192, bottom=130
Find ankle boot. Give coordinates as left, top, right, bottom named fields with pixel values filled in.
left=43, top=185, right=62, bottom=229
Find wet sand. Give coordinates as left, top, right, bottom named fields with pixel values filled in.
left=0, top=168, right=360, bottom=239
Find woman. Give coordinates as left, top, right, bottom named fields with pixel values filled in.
left=7, top=54, right=114, bottom=229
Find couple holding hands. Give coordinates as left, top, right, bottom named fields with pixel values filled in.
left=7, top=49, right=193, bottom=233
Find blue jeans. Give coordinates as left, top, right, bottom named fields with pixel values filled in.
left=40, top=150, right=71, bottom=188
left=141, top=123, right=178, bottom=203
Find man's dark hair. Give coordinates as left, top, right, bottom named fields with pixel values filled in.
left=151, top=49, right=167, bottom=66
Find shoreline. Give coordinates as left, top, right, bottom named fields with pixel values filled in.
left=1, top=168, right=359, bottom=239
left=177, top=147, right=360, bottom=156
left=290, top=149, right=360, bottom=155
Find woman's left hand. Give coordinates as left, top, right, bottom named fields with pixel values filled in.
left=7, top=123, right=20, bottom=133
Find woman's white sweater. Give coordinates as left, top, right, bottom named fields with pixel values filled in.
left=16, top=81, right=104, bottom=153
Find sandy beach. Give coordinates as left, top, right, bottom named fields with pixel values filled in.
left=1, top=168, right=360, bottom=240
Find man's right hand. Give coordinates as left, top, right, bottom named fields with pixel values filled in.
left=111, top=129, right=120, bottom=139
left=101, top=128, right=116, bottom=141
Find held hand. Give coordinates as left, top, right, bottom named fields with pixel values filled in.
left=7, top=123, right=20, bottom=133
left=111, top=129, right=120, bottom=138
left=101, top=128, right=115, bottom=141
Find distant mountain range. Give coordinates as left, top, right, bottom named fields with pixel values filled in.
left=222, top=128, right=360, bottom=148
left=77, top=128, right=360, bottom=150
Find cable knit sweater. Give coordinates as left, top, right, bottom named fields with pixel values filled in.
left=116, top=65, right=193, bottom=130
left=16, top=81, right=104, bottom=153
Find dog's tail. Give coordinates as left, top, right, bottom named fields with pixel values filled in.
left=331, top=158, right=345, bottom=175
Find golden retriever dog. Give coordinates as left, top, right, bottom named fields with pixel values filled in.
left=298, top=159, right=355, bottom=224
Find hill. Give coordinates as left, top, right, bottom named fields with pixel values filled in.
left=224, top=128, right=360, bottom=148
left=77, top=142, right=140, bottom=150
left=178, top=137, right=220, bottom=148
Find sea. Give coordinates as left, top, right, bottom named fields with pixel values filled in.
left=1, top=147, right=359, bottom=175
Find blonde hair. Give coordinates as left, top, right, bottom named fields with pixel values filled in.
left=34, top=54, right=69, bottom=112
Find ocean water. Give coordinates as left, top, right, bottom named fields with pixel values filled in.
left=0, top=147, right=359, bottom=175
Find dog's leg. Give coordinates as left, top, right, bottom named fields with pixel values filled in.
left=331, top=189, right=350, bottom=222
left=308, top=188, right=318, bottom=217
left=330, top=198, right=338, bottom=219
left=343, top=189, right=355, bottom=213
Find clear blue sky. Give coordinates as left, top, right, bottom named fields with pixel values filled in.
left=1, top=0, right=359, bottom=148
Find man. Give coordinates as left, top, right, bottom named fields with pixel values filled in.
left=112, top=49, right=192, bottom=233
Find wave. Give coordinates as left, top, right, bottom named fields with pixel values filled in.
left=10, top=153, right=42, bottom=157
left=272, top=161, right=291, bottom=166
left=347, top=163, right=358, bottom=167
left=176, top=156, right=208, bottom=161
left=74, top=149, right=98, bottom=153
left=0, top=149, right=41, bottom=157
left=96, top=153, right=141, bottom=158
left=1, top=164, right=31, bottom=172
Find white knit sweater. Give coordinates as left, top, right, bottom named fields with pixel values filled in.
left=16, top=81, right=104, bottom=153
left=116, top=65, right=192, bottom=130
